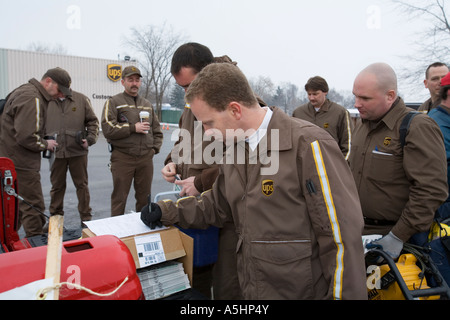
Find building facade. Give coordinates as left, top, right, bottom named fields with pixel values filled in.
left=0, top=48, right=136, bottom=120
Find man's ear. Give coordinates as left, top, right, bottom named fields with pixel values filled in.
left=386, top=90, right=396, bottom=104
left=228, top=102, right=242, bottom=120
left=41, top=77, right=53, bottom=90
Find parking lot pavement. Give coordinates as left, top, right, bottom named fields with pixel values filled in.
left=19, top=127, right=178, bottom=236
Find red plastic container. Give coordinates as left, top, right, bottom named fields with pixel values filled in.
left=0, top=235, right=143, bottom=300
left=0, top=157, right=20, bottom=252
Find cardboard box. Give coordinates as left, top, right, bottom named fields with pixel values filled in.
left=82, top=227, right=193, bottom=286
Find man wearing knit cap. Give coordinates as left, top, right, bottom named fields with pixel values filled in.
left=427, top=72, right=450, bottom=221
left=0, top=67, right=72, bottom=237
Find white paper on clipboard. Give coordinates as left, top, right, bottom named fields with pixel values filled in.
left=83, top=212, right=167, bottom=238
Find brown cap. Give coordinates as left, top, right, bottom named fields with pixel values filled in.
left=43, top=67, right=72, bottom=96
left=122, top=66, right=142, bottom=79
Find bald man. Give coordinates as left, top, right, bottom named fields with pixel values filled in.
left=349, top=63, right=448, bottom=260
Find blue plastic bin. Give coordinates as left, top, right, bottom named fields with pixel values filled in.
left=176, top=226, right=219, bottom=267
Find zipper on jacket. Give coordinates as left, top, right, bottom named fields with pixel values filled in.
left=251, top=240, right=311, bottom=244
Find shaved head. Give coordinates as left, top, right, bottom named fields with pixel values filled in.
left=353, top=63, right=399, bottom=120
left=357, top=62, right=398, bottom=95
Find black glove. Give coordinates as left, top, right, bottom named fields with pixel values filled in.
left=141, top=198, right=162, bottom=230
left=75, top=131, right=86, bottom=145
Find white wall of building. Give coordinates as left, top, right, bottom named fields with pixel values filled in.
left=0, top=48, right=136, bottom=121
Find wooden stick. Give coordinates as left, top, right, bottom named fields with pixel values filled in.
left=44, top=215, right=64, bottom=300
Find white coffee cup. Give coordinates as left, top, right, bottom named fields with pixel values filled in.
left=140, top=111, right=150, bottom=133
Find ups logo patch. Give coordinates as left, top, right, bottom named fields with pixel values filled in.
left=384, top=137, right=392, bottom=147
left=262, top=180, right=274, bottom=197
left=107, top=64, right=122, bottom=82
left=323, top=123, right=329, bottom=129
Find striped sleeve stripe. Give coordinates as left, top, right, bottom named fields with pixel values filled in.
left=311, top=140, right=345, bottom=300
left=104, top=100, right=130, bottom=129
left=35, top=98, right=40, bottom=132
left=33, top=98, right=45, bottom=148
left=344, top=111, right=352, bottom=161
left=168, top=190, right=212, bottom=207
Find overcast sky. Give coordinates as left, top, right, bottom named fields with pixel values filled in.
left=1, top=0, right=432, bottom=101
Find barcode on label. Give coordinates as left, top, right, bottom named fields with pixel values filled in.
left=144, top=255, right=157, bottom=264
left=143, top=241, right=160, bottom=252
left=135, top=233, right=166, bottom=267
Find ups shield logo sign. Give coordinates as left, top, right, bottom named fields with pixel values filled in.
left=107, top=64, right=122, bottom=82
left=262, top=180, right=274, bottom=197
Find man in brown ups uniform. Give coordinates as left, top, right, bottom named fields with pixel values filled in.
left=161, top=43, right=242, bottom=299
left=418, top=62, right=449, bottom=114
left=102, top=66, right=163, bottom=216
left=0, top=67, right=71, bottom=237
left=162, top=43, right=222, bottom=197
left=350, top=63, right=448, bottom=260
left=143, top=63, right=368, bottom=300
left=293, top=76, right=353, bottom=160
left=46, top=90, right=99, bottom=224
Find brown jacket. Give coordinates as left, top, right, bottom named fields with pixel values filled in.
left=165, top=105, right=223, bottom=191
left=0, top=79, right=53, bottom=171
left=159, top=107, right=367, bottom=300
left=293, top=99, right=353, bottom=159
left=46, top=91, right=99, bottom=158
left=418, top=97, right=441, bottom=114
left=101, top=92, right=163, bottom=157
left=349, top=98, right=448, bottom=241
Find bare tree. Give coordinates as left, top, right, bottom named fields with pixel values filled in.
left=391, top=0, right=450, bottom=86
left=249, top=75, right=275, bottom=105
left=27, top=42, right=68, bottom=55
left=280, top=82, right=306, bottom=115
left=249, top=75, right=354, bottom=115
left=123, top=23, right=186, bottom=119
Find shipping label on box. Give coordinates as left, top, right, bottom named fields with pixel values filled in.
left=135, top=233, right=166, bottom=268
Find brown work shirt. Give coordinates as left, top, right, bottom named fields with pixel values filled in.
left=418, top=97, right=441, bottom=114
left=46, top=91, right=99, bottom=158
left=293, top=100, right=353, bottom=159
left=165, top=104, right=223, bottom=192
left=159, top=107, right=367, bottom=300
left=349, top=98, right=448, bottom=241
left=101, top=92, right=163, bottom=157
left=0, top=79, right=53, bottom=171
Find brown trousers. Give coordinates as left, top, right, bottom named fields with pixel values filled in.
left=16, top=169, right=46, bottom=237
left=50, top=155, right=92, bottom=221
left=212, top=222, right=243, bottom=300
left=110, top=149, right=154, bottom=216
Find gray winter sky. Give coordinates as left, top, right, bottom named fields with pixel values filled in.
left=0, top=0, right=432, bottom=101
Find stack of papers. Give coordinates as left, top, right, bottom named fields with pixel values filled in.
left=137, top=261, right=191, bottom=300
left=83, top=212, right=167, bottom=238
